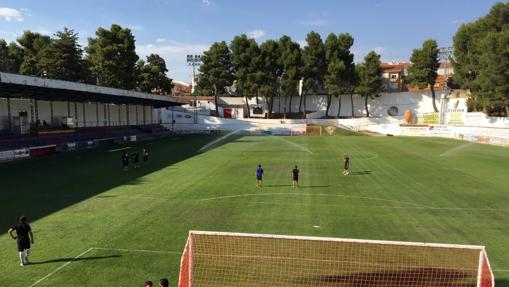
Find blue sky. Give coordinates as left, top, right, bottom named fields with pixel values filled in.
left=0, top=0, right=501, bottom=82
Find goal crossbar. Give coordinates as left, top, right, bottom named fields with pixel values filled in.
left=178, top=230, right=494, bottom=287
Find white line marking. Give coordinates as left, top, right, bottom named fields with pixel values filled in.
left=108, top=146, right=132, bottom=152
left=200, top=192, right=422, bottom=207
left=92, top=247, right=181, bottom=255
left=494, top=269, right=509, bottom=272
left=440, top=143, right=474, bottom=157
left=198, top=129, right=242, bottom=152
left=29, top=247, right=94, bottom=287
left=270, top=136, right=313, bottom=154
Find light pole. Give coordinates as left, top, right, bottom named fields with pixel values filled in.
left=438, top=46, right=454, bottom=124
left=187, top=54, right=202, bottom=124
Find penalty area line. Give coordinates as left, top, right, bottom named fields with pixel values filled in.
left=92, top=247, right=181, bottom=255
left=29, top=247, right=94, bottom=287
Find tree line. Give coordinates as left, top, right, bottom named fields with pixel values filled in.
left=195, top=32, right=389, bottom=118
left=0, top=24, right=173, bottom=94
left=453, top=2, right=509, bottom=116
left=195, top=30, right=446, bottom=118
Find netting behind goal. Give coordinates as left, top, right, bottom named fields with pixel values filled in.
left=178, top=231, right=494, bottom=287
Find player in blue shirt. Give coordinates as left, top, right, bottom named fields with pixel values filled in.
left=256, top=165, right=264, bottom=188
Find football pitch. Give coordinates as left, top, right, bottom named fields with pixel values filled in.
left=1, top=133, right=509, bottom=286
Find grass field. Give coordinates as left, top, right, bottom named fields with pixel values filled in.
left=1, top=133, right=509, bottom=286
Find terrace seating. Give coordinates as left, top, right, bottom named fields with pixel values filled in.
left=0, top=124, right=171, bottom=151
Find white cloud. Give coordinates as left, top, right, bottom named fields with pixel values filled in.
left=247, top=30, right=265, bottom=39
left=156, top=38, right=168, bottom=43
left=0, top=7, right=24, bottom=22
left=202, top=0, right=211, bottom=6
left=297, top=40, right=307, bottom=48
left=137, top=41, right=210, bottom=57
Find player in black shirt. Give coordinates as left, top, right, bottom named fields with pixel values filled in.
left=343, top=155, right=350, bottom=175
left=8, top=216, right=34, bottom=266
left=142, top=148, right=149, bottom=163
left=122, top=152, right=129, bottom=171
left=292, top=165, right=300, bottom=188
left=131, top=151, right=140, bottom=168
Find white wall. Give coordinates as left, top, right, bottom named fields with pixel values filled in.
left=267, top=91, right=447, bottom=117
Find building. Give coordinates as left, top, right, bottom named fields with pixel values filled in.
left=381, top=61, right=454, bottom=93
left=171, top=80, right=192, bottom=97
left=380, top=62, right=411, bottom=92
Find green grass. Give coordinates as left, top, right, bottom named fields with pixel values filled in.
left=1, top=134, right=508, bottom=286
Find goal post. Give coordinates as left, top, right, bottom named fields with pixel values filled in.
left=178, top=231, right=494, bottom=287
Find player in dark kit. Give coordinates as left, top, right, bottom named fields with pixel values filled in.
left=292, top=165, right=300, bottom=188
left=8, top=216, right=34, bottom=266
left=131, top=151, right=140, bottom=168
left=256, top=165, right=264, bottom=188
left=143, top=148, right=149, bottom=163
left=122, top=152, right=129, bottom=171
left=343, top=155, right=350, bottom=175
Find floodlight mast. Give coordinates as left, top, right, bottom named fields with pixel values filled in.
left=187, top=54, right=202, bottom=124
left=438, top=46, right=454, bottom=124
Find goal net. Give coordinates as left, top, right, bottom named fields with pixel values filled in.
left=178, top=231, right=494, bottom=287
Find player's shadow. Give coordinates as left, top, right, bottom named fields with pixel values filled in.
left=349, top=170, right=372, bottom=176
left=264, top=185, right=331, bottom=188
left=29, top=254, right=121, bottom=265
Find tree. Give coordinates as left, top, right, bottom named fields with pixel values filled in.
left=86, top=24, right=139, bottom=89
left=136, top=54, right=173, bottom=94
left=301, top=31, right=326, bottom=116
left=231, top=34, right=260, bottom=117
left=7, top=42, right=24, bottom=73
left=259, top=40, right=282, bottom=118
left=198, top=41, right=234, bottom=116
left=453, top=2, right=509, bottom=114
left=278, top=35, right=302, bottom=115
left=38, top=28, right=87, bottom=81
left=407, top=39, right=440, bottom=112
left=17, top=31, right=51, bottom=76
left=324, top=33, right=355, bottom=118
left=356, top=51, right=384, bottom=117
left=0, top=40, right=8, bottom=71
left=335, top=33, right=356, bottom=118
left=477, top=31, right=509, bottom=116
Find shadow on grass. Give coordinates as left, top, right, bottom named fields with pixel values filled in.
left=0, top=134, right=230, bottom=233
left=263, top=184, right=331, bottom=188
left=30, top=255, right=121, bottom=265
left=296, top=267, right=479, bottom=286
left=264, top=184, right=293, bottom=187
left=349, top=170, right=372, bottom=176
left=496, top=278, right=509, bottom=287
